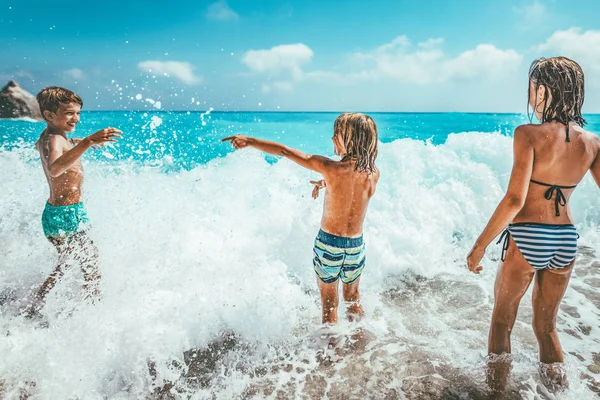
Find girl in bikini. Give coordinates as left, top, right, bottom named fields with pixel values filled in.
left=467, top=57, right=600, bottom=392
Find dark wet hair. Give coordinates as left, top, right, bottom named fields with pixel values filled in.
left=37, top=86, right=83, bottom=121
left=528, top=57, right=586, bottom=127
left=333, top=113, right=378, bottom=174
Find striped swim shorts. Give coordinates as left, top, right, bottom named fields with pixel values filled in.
left=313, top=229, right=366, bottom=284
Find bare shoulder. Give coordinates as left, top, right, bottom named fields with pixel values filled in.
left=579, top=127, right=599, bottom=143
left=310, top=154, right=335, bottom=165
left=581, top=128, right=600, bottom=156
left=37, top=130, right=49, bottom=151
left=514, top=123, right=537, bottom=136
left=373, top=167, right=381, bottom=182
left=48, top=133, right=68, bottom=144
left=513, top=124, right=536, bottom=145
left=47, top=133, right=70, bottom=150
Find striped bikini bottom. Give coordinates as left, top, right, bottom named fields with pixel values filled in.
left=497, top=223, right=578, bottom=270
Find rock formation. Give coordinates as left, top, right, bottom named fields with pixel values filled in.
left=0, top=81, right=43, bottom=120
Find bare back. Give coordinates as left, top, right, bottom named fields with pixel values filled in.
left=514, top=122, right=600, bottom=224
left=36, top=130, right=84, bottom=206
left=320, top=161, right=379, bottom=237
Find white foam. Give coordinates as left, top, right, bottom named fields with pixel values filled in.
left=2, top=117, right=43, bottom=123
left=149, top=116, right=162, bottom=130
left=200, top=107, right=214, bottom=126
left=0, top=133, right=598, bottom=398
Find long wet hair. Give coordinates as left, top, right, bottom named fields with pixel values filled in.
left=527, top=57, right=586, bottom=127
left=333, top=113, right=378, bottom=174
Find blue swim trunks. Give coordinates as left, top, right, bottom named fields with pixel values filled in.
left=41, top=202, right=89, bottom=239
left=313, top=229, right=366, bottom=284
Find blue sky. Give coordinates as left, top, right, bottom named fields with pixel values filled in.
left=1, top=0, right=599, bottom=112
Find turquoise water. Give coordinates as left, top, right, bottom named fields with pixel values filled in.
left=1, top=112, right=600, bottom=398
left=4, top=112, right=599, bottom=170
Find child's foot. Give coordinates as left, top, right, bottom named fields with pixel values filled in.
left=21, top=302, right=41, bottom=320
left=485, top=353, right=512, bottom=393
left=346, top=302, right=364, bottom=322
left=20, top=293, right=46, bottom=319
left=20, top=306, right=49, bottom=328
left=539, top=362, right=568, bottom=392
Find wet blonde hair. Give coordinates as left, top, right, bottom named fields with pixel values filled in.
left=528, top=57, right=586, bottom=127
left=37, top=86, right=83, bottom=121
left=333, top=113, right=378, bottom=173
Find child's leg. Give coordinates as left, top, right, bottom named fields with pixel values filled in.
left=316, top=278, right=339, bottom=324
left=342, top=278, right=363, bottom=322
left=71, top=232, right=101, bottom=302
left=35, top=259, right=66, bottom=301
left=26, top=231, right=100, bottom=316
left=25, top=237, right=70, bottom=317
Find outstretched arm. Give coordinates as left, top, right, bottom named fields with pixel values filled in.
left=467, top=127, right=534, bottom=274
left=222, top=135, right=332, bottom=174
left=46, top=128, right=122, bottom=177
left=46, top=135, right=91, bottom=177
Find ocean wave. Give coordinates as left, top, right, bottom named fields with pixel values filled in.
left=0, top=116, right=44, bottom=123
left=0, top=133, right=598, bottom=398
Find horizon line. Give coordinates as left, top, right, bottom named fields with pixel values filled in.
left=78, top=110, right=600, bottom=116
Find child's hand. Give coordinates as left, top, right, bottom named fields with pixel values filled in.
left=310, top=180, right=326, bottom=199
left=86, top=127, right=122, bottom=145
left=222, top=135, right=251, bottom=150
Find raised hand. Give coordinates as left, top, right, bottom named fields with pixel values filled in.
left=86, top=127, right=122, bottom=145
left=310, top=180, right=326, bottom=199
left=222, top=135, right=251, bottom=150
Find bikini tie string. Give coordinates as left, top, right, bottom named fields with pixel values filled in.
left=497, top=229, right=510, bottom=262
left=543, top=186, right=567, bottom=217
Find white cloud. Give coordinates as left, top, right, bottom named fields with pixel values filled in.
left=442, top=44, right=522, bottom=80
left=374, top=35, right=411, bottom=53
left=418, top=38, right=445, bottom=49
left=242, top=43, right=313, bottom=79
left=239, top=38, right=521, bottom=95
left=241, top=44, right=314, bottom=92
left=65, top=68, right=85, bottom=80
left=536, top=28, right=600, bottom=75
left=206, top=0, right=239, bottom=22
left=513, top=0, right=547, bottom=20
left=351, top=36, right=522, bottom=84
left=138, top=60, right=202, bottom=84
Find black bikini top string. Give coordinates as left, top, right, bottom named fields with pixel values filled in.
left=566, top=123, right=570, bottom=142
left=530, top=180, right=577, bottom=216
